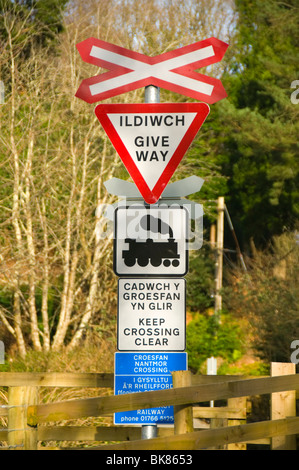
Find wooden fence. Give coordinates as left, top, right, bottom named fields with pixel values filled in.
left=0, top=362, right=298, bottom=450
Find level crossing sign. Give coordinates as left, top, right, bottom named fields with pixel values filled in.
left=74, top=34, right=229, bottom=433
left=95, top=102, right=209, bottom=204
left=114, top=352, right=187, bottom=425
left=75, top=37, right=228, bottom=104
left=117, top=278, right=186, bottom=351
left=113, top=205, right=188, bottom=277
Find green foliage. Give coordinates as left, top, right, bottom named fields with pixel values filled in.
left=186, top=313, right=245, bottom=373
left=189, top=0, right=299, bottom=248
left=219, top=361, right=269, bottom=377
left=225, top=231, right=299, bottom=363
left=183, top=107, right=229, bottom=221
left=186, top=241, right=215, bottom=312
left=227, top=0, right=299, bottom=246
left=0, top=0, right=68, bottom=48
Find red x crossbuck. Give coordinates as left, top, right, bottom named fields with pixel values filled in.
left=76, top=37, right=228, bottom=104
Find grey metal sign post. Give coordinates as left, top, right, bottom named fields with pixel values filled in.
left=142, top=84, right=160, bottom=440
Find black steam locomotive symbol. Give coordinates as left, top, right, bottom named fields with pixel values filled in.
left=122, top=215, right=180, bottom=268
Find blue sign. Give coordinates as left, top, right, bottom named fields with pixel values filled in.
left=114, top=352, right=188, bottom=425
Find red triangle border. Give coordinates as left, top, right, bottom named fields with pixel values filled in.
left=95, top=103, right=210, bottom=204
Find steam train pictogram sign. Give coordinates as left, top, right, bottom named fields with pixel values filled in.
left=114, top=206, right=188, bottom=277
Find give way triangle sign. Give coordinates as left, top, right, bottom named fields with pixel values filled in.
left=95, top=103, right=209, bottom=204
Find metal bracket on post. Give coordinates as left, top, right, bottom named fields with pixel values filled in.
left=103, top=175, right=204, bottom=218
left=101, top=175, right=205, bottom=250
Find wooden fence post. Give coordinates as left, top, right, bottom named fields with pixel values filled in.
left=172, top=370, right=193, bottom=435
left=271, top=362, right=296, bottom=450
left=8, top=386, right=38, bottom=450
left=227, top=397, right=247, bottom=450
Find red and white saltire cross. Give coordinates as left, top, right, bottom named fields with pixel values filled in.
left=75, top=37, right=228, bottom=104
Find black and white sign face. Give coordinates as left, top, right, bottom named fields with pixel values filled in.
left=117, top=278, right=186, bottom=351
left=114, top=205, right=188, bottom=277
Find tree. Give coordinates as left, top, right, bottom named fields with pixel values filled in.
left=0, top=0, right=236, bottom=356
left=0, top=0, right=68, bottom=48
left=218, top=0, right=299, bottom=247
left=0, top=3, right=119, bottom=356
left=186, top=313, right=244, bottom=373
left=225, top=231, right=299, bottom=363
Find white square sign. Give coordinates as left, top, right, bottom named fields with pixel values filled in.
left=114, top=205, right=188, bottom=277
left=117, top=278, right=186, bottom=351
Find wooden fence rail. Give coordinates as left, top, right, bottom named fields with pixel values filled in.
left=90, top=417, right=299, bottom=451
left=0, top=363, right=298, bottom=450
left=27, top=373, right=299, bottom=425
